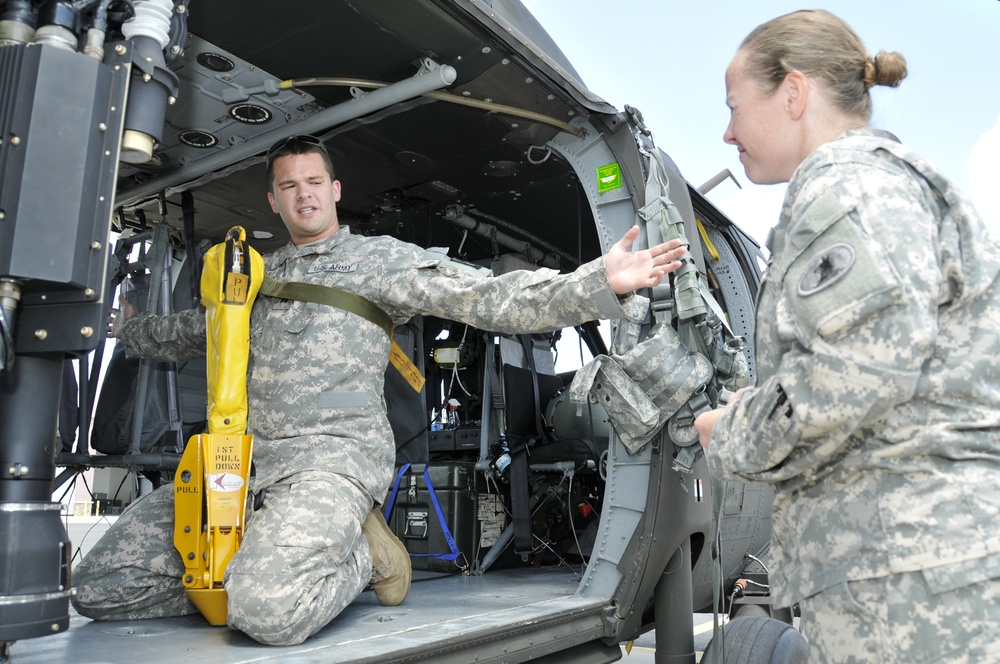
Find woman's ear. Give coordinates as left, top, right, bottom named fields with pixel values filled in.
left=783, top=70, right=809, bottom=121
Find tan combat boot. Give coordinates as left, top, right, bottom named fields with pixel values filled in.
left=362, top=508, right=411, bottom=606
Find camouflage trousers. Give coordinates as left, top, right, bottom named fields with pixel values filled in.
left=797, top=570, right=1000, bottom=663
left=71, top=470, right=374, bottom=646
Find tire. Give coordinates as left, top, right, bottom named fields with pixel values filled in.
left=731, top=603, right=795, bottom=626
left=701, top=616, right=808, bottom=664
left=731, top=603, right=770, bottom=619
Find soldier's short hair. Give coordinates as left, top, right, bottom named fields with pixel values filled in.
left=265, top=135, right=335, bottom=188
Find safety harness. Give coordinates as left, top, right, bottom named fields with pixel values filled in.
left=259, top=274, right=393, bottom=337
left=259, top=274, right=424, bottom=393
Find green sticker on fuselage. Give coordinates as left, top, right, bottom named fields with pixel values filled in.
left=597, top=162, right=621, bottom=193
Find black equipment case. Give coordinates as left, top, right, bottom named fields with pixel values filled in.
left=384, top=462, right=518, bottom=573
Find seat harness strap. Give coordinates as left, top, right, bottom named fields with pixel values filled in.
left=260, top=274, right=425, bottom=393
left=260, top=274, right=393, bottom=337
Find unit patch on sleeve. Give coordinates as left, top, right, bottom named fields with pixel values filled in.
left=797, top=243, right=855, bottom=296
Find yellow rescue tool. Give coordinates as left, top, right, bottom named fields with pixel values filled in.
left=173, top=226, right=264, bottom=625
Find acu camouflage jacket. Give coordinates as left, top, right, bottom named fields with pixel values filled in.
left=707, top=128, right=1000, bottom=605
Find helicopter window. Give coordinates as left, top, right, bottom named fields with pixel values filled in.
left=553, top=321, right=608, bottom=375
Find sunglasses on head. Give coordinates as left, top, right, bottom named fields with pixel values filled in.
left=265, top=134, right=328, bottom=169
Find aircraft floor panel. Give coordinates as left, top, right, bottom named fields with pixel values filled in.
left=9, top=565, right=603, bottom=663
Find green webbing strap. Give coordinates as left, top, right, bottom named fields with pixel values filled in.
left=638, top=150, right=706, bottom=324
left=259, top=274, right=394, bottom=338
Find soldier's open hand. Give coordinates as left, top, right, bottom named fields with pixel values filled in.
left=604, top=225, right=687, bottom=294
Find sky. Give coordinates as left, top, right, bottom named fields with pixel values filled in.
left=522, top=0, right=1000, bottom=248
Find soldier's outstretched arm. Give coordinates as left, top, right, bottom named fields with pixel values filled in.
left=377, top=226, right=684, bottom=334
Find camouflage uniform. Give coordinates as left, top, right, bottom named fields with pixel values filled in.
left=705, top=129, right=1000, bottom=663
left=73, top=228, right=638, bottom=645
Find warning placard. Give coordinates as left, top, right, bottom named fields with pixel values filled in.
left=477, top=494, right=506, bottom=548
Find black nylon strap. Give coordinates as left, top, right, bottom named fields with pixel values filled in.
left=510, top=334, right=546, bottom=557
left=509, top=446, right=532, bottom=558
left=259, top=274, right=393, bottom=338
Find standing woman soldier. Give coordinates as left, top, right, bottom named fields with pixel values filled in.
left=695, top=9, right=1000, bottom=663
